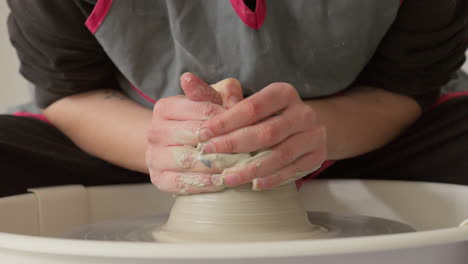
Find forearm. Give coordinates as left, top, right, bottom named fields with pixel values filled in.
left=306, top=86, right=422, bottom=160
left=43, top=89, right=152, bottom=174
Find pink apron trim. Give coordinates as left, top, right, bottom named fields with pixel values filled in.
left=296, top=160, right=336, bottom=189
left=230, top=0, right=267, bottom=30
left=432, top=91, right=468, bottom=108
left=85, top=0, right=114, bottom=34
left=13, top=112, right=50, bottom=123
left=129, top=83, right=157, bottom=104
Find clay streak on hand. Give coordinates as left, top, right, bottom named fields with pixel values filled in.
left=200, top=159, right=212, bottom=168
left=172, top=146, right=195, bottom=169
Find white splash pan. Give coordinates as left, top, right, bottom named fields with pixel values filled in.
left=0, top=180, right=467, bottom=264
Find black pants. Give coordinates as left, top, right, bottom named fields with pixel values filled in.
left=1, top=97, right=467, bottom=197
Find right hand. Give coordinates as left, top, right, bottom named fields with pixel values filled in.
left=146, top=73, right=243, bottom=194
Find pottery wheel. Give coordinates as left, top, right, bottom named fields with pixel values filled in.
left=65, top=211, right=414, bottom=242
left=65, top=183, right=414, bottom=242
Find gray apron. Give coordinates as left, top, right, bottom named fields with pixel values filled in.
left=89, top=0, right=400, bottom=109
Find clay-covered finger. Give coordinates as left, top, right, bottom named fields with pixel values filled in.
left=180, top=72, right=223, bottom=105
left=153, top=96, right=225, bottom=121
left=251, top=148, right=326, bottom=191
left=148, top=146, right=224, bottom=174
left=219, top=127, right=326, bottom=187
left=197, top=83, right=299, bottom=142
left=148, top=145, right=252, bottom=174
left=151, top=171, right=225, bottom=194
left=202, top=104, right=316, bottom=154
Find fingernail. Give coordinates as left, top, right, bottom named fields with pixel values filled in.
left=227, top=96, right=240, bottom=107
left=201, top=142, right=215, bottom=153
left=211, top=174, right=225, bottom=186
left=197, top=128, right=213, bottom=142
left=252, top=178, right=261, bottom=191
left=180, top=72, right=191, bottom=82
left=223, top=174, right=240, bottom=186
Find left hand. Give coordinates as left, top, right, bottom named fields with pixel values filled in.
left=146, top=73, right=245, bottom=194
left=197, top=82, right=327, bottom=190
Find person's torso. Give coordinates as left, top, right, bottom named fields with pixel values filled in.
left=88, top=0, right=400, bottom=108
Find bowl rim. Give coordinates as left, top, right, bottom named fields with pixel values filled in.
left=0, top=227, right=467, bottom=259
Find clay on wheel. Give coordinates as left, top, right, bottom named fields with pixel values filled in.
left=153, top=183, right=331, bottom=242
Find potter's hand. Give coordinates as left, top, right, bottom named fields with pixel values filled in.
left=181, top=72, right=243, bottom=109
left=198, top=83, right=327, bottom=191
left=146, top=73, right=244, bottom=194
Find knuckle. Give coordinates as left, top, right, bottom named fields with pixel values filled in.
left=248, top=164, right=260, bottom=178
left=238, top=164, right=258, bottom=183
left=190, top=122, right=202, bottom=136
left=299, top=110, right=316, bottom=130
left=177, top=150, right=194, bottom=169
left=281, top=82, right=296, bottom=92
left=268, top=83, right=283, bottom=95
left=219, top=137, right=236, bottom=152
left=244, top=100, right=260, bottom=118
left=200, top=102, right=219, bottom=118
left=213, top=117, right=227, bottom=132
left=302, top=106, right=316, bottom=125
left=153, top=97, right=169, bottom=115
left=259, top=125, right=279, bottom=145
left=276, top=82, right=297, bottom=98
left=277, top=147, right=295, bottom=165
left=146, top=128, right=162, bottom=145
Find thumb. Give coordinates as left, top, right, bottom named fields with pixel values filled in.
left=180, top=72, right=223, bottom=105
left=211, top=78, right=244, bottom=108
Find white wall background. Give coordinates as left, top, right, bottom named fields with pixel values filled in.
left=0, top=3, right=467, bottom=113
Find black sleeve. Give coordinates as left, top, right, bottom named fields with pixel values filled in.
left=355, top=0, right=467, bottom=110
left=7, top=0, right=117, bottom=108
